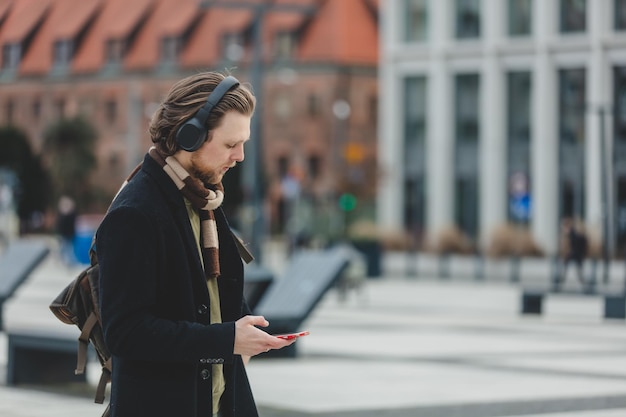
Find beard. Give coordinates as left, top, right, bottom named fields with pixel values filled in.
left=189, top=153, right=219, bottom=186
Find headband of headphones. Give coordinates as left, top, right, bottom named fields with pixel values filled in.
left=175, top=75, right=240, bottom=152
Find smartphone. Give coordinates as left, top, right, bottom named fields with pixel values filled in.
left=274, top=330, right=310, bottom=340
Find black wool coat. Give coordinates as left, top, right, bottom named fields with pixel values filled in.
left=96, top=154, right=258, bottom=417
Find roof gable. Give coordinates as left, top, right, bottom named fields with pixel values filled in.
left=298, top=0, right=378, bottom=65
left=20, top=0, right=101, bottom=75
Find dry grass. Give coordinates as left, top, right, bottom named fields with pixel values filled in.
left=486, top=223, right=543, bottom=258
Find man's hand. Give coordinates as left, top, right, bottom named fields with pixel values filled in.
left=234, top=315, right=296, bottom=357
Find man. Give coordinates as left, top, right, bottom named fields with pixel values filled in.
left=559, top=218, right=588, bottom=288
left=96, top=71, right=294, bottom=417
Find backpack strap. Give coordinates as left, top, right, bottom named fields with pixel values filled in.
left=95, top=360, right=112, bottom=404
left=75, top=311, right=98, bottom=375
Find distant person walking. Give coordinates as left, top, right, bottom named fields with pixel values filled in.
left=559, top=218, right=588, bottom=287
left=56, top=195, right=77, bottom=266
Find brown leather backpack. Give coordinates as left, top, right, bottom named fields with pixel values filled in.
left=49, top=248, right=111, bottom=417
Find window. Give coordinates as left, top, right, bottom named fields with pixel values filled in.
left=614, top=67, right=626, bottom=143
left=105, top=98, right=117, bottom=125
left=616, top=0, right=626, bottom=30
left=54, top=98, right=66, bottom=119
left=612, top=67, right=626, bottom=251
left=222, top=33, right=244, bottom=62
left=508, top=0, right=532, bottom=36
left=2, top=43, right=21, bottom=70
left=274, top=31, right=295, bottom=60
left=105, top=39, right=125, bottom=65
left=307, top=154, right=321, bottom=180
left=558, top=68, right=586, bottom=219
left=273, top=94, right=291, bottom=120
left=5, top=98, right=15, bottom=124
left=403, top=76, right=427, bottom=232
left=368, top=95, right=378, bottom=130
left=404, top=0, right=428, bottom=42
left=454, top=73, right=480, bottom=239
left=32, top=98, right=41, bottom=121
left=161, top=36, right=180, bottom=64
left=560, top=0, right=586, bottom=33
left=455, top=0, right=481, bottom=39
left=53, top=39, right=73, bottom=68
left=277, top=156, right=289, bottom=178
left=307, top=94, right=320, bottom=117
left=507, top=71, right=532, bottom=223
left=456, top=74, right=480, bottom=143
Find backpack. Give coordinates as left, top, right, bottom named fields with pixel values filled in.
left=49, top=246, right=111, bottom=417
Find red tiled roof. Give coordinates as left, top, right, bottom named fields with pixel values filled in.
left=263, top=0, right=318, bottom=53
left=106, top=0, right=153, bottom=38
left=298, top=0, right=378, bottom=65
left=179, top=7, right=253, bottom=68
left=124, top=0, right=197, bottom=70
left=1, top=0, right=378, bottom=74
left=20, top=0, right=101, bottom=75
left=0, top=0, right=50, bottom=43
left=72, top=0, right=153, bottom=73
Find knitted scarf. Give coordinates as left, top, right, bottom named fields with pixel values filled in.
left=148, top=146, right=224, bottom=280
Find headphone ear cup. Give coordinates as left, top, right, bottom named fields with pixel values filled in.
left=176, top=118, right=207, bottom=152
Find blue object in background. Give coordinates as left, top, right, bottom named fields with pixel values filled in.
left=73, top=232, right=93, bottom=264
left=72, top=214, right=104, bottom=265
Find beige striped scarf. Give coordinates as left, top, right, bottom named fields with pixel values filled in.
left=148, top=146, right=224, bottom=280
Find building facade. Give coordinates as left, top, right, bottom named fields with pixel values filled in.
left=379, top=0, right=626, bottom=257
left=0, top=0, right=379, bottom=239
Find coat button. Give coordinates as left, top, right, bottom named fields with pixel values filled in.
left=197, top=304, right=208, bottom=315
left=200, top=369, right=210, bottom=380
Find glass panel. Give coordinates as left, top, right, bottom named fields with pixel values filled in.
left=455, top=0, right=481, bottom=39
left=558, top=68, right=586, bottom=220
left=161, top=37, right=180, bottom=63
left=455, top=74, right=480, bottom=144
left=454, top=74, right=480, bottom=239
left=53, top=40, right=73, bottom=67
left=507, top=71, right=532, bottom=224
left=404, top=0, right=428, bottom=42
left=2, top=43, right=21, bottom=70
left=403, top=76, right=427, bottom=235
left=616, top=0, right=626, bottom=30
left=614, top=67, right=626, bottom=144
left=274, top=32, right=295, bottom=59
left=508, top=0, right=532, bottom=36
left=613, top=67, right=626, bottom=252
left=560, top=0, right=586, bottom=33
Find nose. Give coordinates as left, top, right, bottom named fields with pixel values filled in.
left=233, top=143, right=245, bottom=162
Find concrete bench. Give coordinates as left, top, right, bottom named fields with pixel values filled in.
left=520, top=277, right=626, bottom=319
left=0, top=238, right=50, bottom=330
left=254, top=246, right=351, bottom=357
left=4, top=252, right=89, bottom=387
left=243, top=263, right=274, bottom=311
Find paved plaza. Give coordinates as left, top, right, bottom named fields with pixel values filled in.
left=1, top=247, right=626, bottom=417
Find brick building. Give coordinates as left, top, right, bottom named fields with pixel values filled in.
left=0, top=0, right=379, bottom=237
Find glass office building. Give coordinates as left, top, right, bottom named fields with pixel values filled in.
left=379, top=0, right=626, bottom=256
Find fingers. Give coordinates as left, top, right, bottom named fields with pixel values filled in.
left=234, top=315, right=299, bottom=357
left=240, top=315, right=269, bottom=328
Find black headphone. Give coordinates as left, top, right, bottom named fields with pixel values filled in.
left=175, top=75, right=240, bottom=152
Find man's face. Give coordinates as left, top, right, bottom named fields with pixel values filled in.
left=189, top=111, right=251, bottom=185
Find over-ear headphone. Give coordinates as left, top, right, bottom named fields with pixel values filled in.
left=175, top=75, right=240, bottom=152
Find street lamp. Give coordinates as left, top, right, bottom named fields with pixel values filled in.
left=199, top=1, right=317, bottom=263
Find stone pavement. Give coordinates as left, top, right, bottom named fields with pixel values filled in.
left=2, top=247, right=626, bottom=416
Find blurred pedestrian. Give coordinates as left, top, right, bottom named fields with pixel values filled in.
left=56, top=195, right=77, bottom=266
left=559, top=218, right=588, bottom=288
